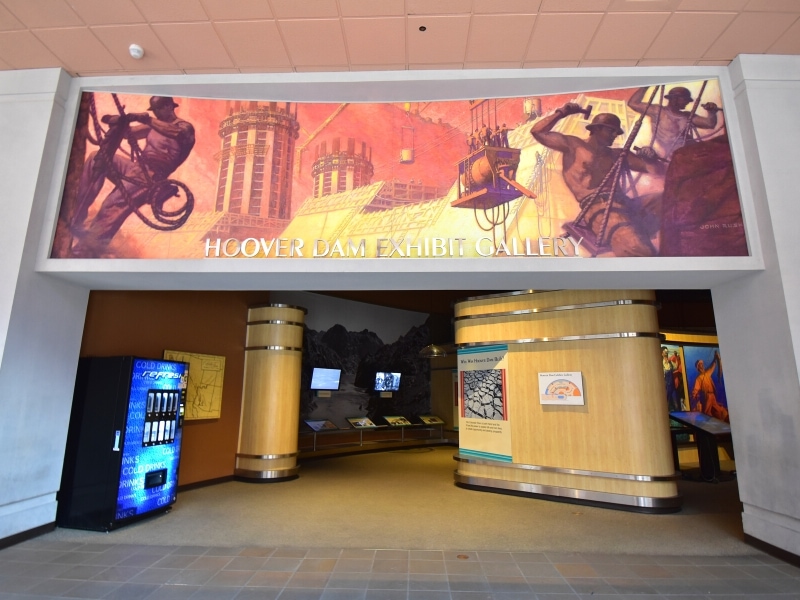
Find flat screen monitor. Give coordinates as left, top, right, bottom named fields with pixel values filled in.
left=310, top=368, right=342, bottom=391
left=374, top=372, right=401, bottom=392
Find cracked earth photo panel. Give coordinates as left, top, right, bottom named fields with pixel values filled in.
left=462, top=369, right=507, bottom=420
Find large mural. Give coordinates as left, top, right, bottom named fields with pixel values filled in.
left=50, top=80, right=747, bottom=260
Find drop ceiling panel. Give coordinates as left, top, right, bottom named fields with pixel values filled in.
left=585, top=12, right=671, bottom=60
left=343, top=17, right=406, bottom=66
left=473, top=0, right=540, bottom=14
left=0, top=4, right=23, bottom=30
left=34, top=27, right=122, bottom=73
left=215, top=20, right=291, bottom=68
left=465, top=14, right=536, bottom=63
left=151, top=22, right=234, bottom=69
left=0, top=30, right=62, bottom=69
left=279, top=19, right=348, bottom=67
left=339, top=0, right=405, bottom=17
left=407, top=15, right=470, bottom=64
left=677, top=0, right=747, bottom=10
left=645, top=11, right=736, bottom=59
left=199, top=0, right=273, bottom=20
left=608, top=0, right=681, bottom=11
left=769, top=19, right=800, bottom=54
left=1, top=0, right=81, bottom=28
left=132, top=0, right=208, bottom=23
left=526, top=13, right=604, bottom=62
left=69, top=0, right=144, bottom=26
left=406, top=0, right=474, bottom=15
left=91, top=24, right=179, bottom=71
left=270, top=0, right=339, bottom=19
left=704, top=11, right=798, bottom=58
left=540, top=0, right=611, bottom=12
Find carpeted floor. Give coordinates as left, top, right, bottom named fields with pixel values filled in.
left=44, top=447, right=746, bottom=555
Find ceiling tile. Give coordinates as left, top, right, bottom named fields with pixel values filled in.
left=0, top=3, right=24, bottom=30
left=579, top=58, right=638, bottom=66
left=34, top=27, right=122, bottom=72
left=744, top=0, right=800, bottom=11
left=0, top=30, right=62, bottom=68
left=638, top=58, right=697, bottom=65
left=464, top=61, right=520, bottom=68
left=406, top=0, right=472, bottom=14
left=132, top=0, right=208, bottom=22
left=75, top=68, right=185, bottom=76
left=408, top=62, right=464, bottom=69
left=69, top=0, right=144, bottom=25
left=696, top=58, right=730, bottom=65
left=704, top=12, right=797, bottom=58
left=2, top=0, right=81, bottom=28
left=608, top=0, right=681, bottom=11
left=200, top=0, right=272, bottom=20
left=645, top=11, right=736, bottom=59
left=339, top=0, right=404, bottom=17
left=279, top=19, right=347, bottom=67
left=183, top=67, right=242, bottom=73
left=269, top=0, right=339, bottom=19
left=215, top=20, right=291, bottom=68
left=407, top=15, right=470, bottom=64
left=0, top=55, right=10, bottom=68
left=466, top=14, right=536, bottom=62
left=240, top=66, right=294, bottom=73
left=294, top=64, right=349, bottom=72
left=473, top=0, right=541, bottom=13
left=342, top=17, right=406, bottom=65
left=90, top=24, right=179, bottom=70
left=350, top=63, right=406, bottom=71
left=523, top=59, right=581, bottom=67
left=539, top=0, right=611, bottom=11
left=769, top=17, right=800, bottom=54
left=526, top=13, right=604, bottom=61
left=151, top=22, right=234, bottom=68
left=585, top=12, right=671, bottom=59
left=676, top=0, right=747, bottom=9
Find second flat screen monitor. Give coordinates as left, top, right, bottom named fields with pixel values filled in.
left=374, top=372, right=401, bottom=392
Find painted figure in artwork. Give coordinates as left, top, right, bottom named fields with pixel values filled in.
left=691, top=351, right=729, bottom=422
left=70, top=95, right=195, bottom=256
left=530, top=103, right=665, bottom=257
left=627, top=85, right=720, bottom=160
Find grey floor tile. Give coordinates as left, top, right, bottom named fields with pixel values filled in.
left=103, top=582, right=161, bottom=600
left=319, top=589, right=366, bottom=600
left=234, top=588, right=281, bottom=600
left=143, top=584, right=200, bottom=599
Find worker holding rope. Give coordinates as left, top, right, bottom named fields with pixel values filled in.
left=627, top=85, right=720, bottom=160
left=531, top=103, right=665, bottom=257
left=71, top=95, right=195, bottom=256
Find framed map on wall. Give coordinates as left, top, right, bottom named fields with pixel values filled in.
left=163, top=350, right=225, bottom=420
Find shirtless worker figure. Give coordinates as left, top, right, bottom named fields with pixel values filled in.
left=627, top=85, right=720, bottom=160
left=531, top=102, right=665, bottom=257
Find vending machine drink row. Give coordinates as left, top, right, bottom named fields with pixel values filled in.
left=57, top=356, right=189, bottom=531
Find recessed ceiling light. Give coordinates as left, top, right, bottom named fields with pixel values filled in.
left=129, top=44, right=144, bottom=60
left=419, top=26, right=426, bottom=32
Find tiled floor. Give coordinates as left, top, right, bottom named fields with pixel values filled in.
left=1, top=539, right=799, bottom=599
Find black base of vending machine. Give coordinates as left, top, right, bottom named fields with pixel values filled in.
left=57, top=356, right=188, bottom=531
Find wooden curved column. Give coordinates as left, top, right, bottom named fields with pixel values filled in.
left=236, top=304, right=306, bottom=482
left=453, top=290, right=681, bottom=512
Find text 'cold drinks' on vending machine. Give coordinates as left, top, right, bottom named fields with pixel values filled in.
left=57, top=356, right=189, bottom=531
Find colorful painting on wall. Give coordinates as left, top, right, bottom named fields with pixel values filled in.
left=661, top=343, right=688, bottom=413
left=682, top=345, right=729, bottom=423
left=50, top=80, right=747, bottom=260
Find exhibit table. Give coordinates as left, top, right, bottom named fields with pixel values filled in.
left=669, top=411, right=734, bottom=482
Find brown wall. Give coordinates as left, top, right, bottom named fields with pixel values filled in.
left=80, top=290, right=271, bottom=486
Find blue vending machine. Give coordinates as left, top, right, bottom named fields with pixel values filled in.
left=57, top=356, right=189, bottom=531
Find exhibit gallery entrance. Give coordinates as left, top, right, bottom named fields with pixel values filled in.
left=77, top=288, right=734, bottom=521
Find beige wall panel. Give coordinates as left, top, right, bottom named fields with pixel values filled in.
left=237, top=304, right=305, bottom=480
left=455, top=304, right=658, bottom=344
left=455, top=289, right=656, bottom=318
left=238, top=349, right=303, bottom=454
left=454, top=290, right=677, bottom=508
